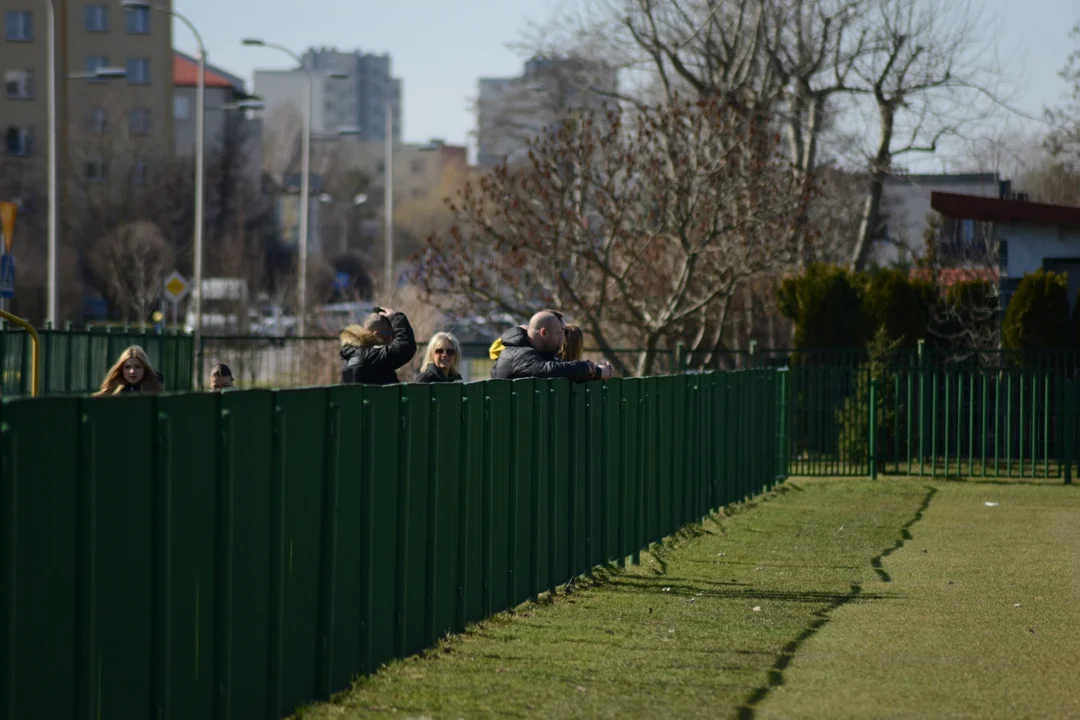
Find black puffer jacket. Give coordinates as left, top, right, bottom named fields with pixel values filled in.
left=490, top=326, right=598, bottom=381
left=340, top=312, right=417, bottom=385
left=414, top=364, right=462, bottom=384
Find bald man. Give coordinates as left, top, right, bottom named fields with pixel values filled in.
left=491, top=310, right=612, bottom=381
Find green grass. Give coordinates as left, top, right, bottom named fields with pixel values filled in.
left=758, top=479, right=1080, bottom=719
left=295, top=480, right=930, bottom=719
left=295, top=478, right=1080, bottom=719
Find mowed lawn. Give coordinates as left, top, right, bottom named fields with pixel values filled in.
left=295, top=478, right=1080, bottom=719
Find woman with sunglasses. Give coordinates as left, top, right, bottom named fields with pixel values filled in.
left=415, top=332, right=463, bottom=383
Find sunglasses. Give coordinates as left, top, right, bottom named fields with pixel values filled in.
left=434, top=348, right=457, bottom=356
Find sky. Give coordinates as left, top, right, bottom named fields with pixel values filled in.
left=173, top=0, right=1079, bottom=160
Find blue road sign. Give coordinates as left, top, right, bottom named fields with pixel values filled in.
left=0, top=255, right=14, bottom=299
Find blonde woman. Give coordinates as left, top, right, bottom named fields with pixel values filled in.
left=415, top=332, right=463, bottom=383
left=95, top=346, right=165, bottom=396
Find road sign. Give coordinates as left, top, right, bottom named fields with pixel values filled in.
left=163, top=271, right=190, bottom=303
left=0, top=255, right=15, bottom=299
left=0, top=202, right=16, bottom=253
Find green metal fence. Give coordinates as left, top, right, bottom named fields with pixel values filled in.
left=0, top=328, right=194, bottom=397
left=0, top=369, right=786, bottom=719
left=782, top=360, right=1076, bottom=480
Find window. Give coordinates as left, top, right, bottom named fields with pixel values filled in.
left=126, top=58, right=149, bottom=84
left=85, top=159, right=108, bottom=183
left=85, top=55, right=108, bottom=82
left=128, top=107, right=151, bottom=135
left=87, top=107, right=108, bottom=133
left=131, top=160, right=148, bottom=186
left=5, top=11, right=32, bottom=41
left=376, top=160, right=385, bottom=175
left=4, top=127, right=33, bottom=157
left=4, top=69, right=33, bottom=99
left=125, top=6, right=150, bottom=34
left=84, top=5, right=108, bottom=32
left=410, top=159, right=425, bottom=175
left=173, top=95, right=190, bottom=120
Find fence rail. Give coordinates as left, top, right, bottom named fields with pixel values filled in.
left=0, top=369, right=786, bottom=719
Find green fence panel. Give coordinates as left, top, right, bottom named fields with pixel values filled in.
left=601, top=380, right=622, bottom=566
left=324, top=385, right=364, bottom=690
left=156, top=393, right=221, bottom=720
left=361, top=385, right=402, bottom=675
left=484, top=381, right=511, bottom=613
left=399, top=383, right=432, bottom=659
left=0, top=399, right=81, bottom=720
left=533, top=379, right=551, bottom=599
left=218, top=389, right=275, bottom=719
left=79, top=396, right=157, bottom=718
left=461, top=382, right=487, bottom=626
left=509, top=379, right=536, bottom=607
left=549, top=380, right=571, bottom=588
left=568, top=383, right=588, bottom=577
left=430, top=383, right=464, bottom=643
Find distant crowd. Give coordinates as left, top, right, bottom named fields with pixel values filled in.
left=93, top=307, right=614, bottom=395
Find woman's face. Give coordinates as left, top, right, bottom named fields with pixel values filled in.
left=433, top=342, right=456, bottom=369
left=123, top=358, right=145, bottom=385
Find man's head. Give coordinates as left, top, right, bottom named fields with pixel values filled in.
left=527, top=310, right=565, bottom=354
left=209, top=363, right=233, bottom=390
left=362, top=312, right=393, bottom=344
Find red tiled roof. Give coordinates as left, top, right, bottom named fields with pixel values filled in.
left=173, top=54, right=237, bottom=89
left=910, top=267, right=998, bottom=287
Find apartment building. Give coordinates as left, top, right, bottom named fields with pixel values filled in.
left=1, top=0, right=174, bottom=191
left=253, top=46, right=402, bottom=143
left=477, top=56, right=617, bottom=168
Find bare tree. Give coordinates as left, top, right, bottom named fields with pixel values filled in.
left=1045, top=22, right=1080, bottom=171
left=846, top=0, right=1005, bottom=271
left=419, top=97, right=810, bottom=376
left=89, top=221, right=173, bottom=325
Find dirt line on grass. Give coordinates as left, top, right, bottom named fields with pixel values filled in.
left=735, top=485, right=938, bottom=719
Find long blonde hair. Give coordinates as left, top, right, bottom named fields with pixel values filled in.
left=559, top=325, right=584, bottom=361
left=95, top=345, right=164, bottom=396
left=424, top=332, right=461, bottom=372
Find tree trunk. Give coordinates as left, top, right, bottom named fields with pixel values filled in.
left=849, top=105, right=895, bottom=272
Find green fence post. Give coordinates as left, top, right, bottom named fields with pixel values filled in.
left=869, top=379, right=878, bottom=480
left=1067, top=378, right=1075, bottom=486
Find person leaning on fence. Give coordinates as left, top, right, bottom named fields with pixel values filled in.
left=415, top=331, right=463, bottom=383
left=209, top=363, right=234, bottom=391
left=488, top=309, right=564, bottom=375
left=95, top=345, right=165, bottom=396
left=492, top=311, right=611, bottom=381
left=340, top=307, right=418, bottom=385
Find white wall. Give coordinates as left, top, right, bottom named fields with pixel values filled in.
left=1002, top=223, right=1080, bottom=278
left=878, top=175, right=1001, bottom=264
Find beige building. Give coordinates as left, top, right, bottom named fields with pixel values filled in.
left=2, top=0, right=174, bottom=189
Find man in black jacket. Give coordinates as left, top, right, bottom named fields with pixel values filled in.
left=340, top=307, right=417, bottom=385
left=492, top=310, right=612, bottom=381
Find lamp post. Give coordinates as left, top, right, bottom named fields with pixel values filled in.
left=242, top=39, right=348, bottom=336
left=46, top=0, right=56, bottom=327
left=122, top=1, right=205, bottom=373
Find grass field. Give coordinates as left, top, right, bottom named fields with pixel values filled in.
left=295, top=477, right=1080, bottom=719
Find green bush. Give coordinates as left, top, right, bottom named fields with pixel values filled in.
left=778, top=264, right=870, bottom=349
left=1002, top=270, right=1071, bottom=351
left=862, top=269, right=933, bottom=347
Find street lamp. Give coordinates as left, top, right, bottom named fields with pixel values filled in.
left=121, top=0, right=206, bottom=375
left=243, top=37, right=349, bottom=336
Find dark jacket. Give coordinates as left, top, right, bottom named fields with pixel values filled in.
left=414, top=364, right=462, bottom=384
left=340, top=312, right=417, bottom=385
left=490, top=326, right=599, bottom=381
left=120, top=371, right=165, bottom=393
